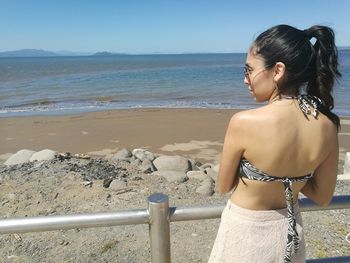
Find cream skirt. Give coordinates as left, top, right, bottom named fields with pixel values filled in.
left=208, top=200, right=306, bottom=263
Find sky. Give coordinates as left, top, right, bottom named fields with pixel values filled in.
left=0, top=0, right=349, bottom=54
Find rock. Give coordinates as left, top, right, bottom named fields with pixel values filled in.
left=132, top=149, right=155, bottom=162
left=140, top=159, right=156, bottom=173
left=82, top=181, right=93, bottom=187
left=188, top=159, right=200, bottom=171
left=58, top=152, right=71, bottom=161
left=12, top=233, right=22, bottom=242
left=153, top=155, right=190, bottom=172
left=29, top=149, right=57, bottom=162
left=199, top=163, right=212, bottom=170
left=344, top=152, right=350, bottom=174
left=103, top=178, right=113, bottom=188
left=152, top=170, right=188, bottom=183
left=109, top=180, right=127, bottom=190
left=186, top=171, right=210, bottom=181
left=73, top=153, right=90, bottom=159
left=111, top=149, right=132, bottom=161
left=205, top=167, right=218, bottom=182
left=4, top=149, right=36, bottom=166
left=196, top=178, right=215, bottom=196
left=212, top=163, right=220, bottom=173
left=131, top=158, right=142, bottom=166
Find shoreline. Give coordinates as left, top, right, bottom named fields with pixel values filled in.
left=1, top=107, right=350, bottom=166
left=1, top=105, right=350, bottom=119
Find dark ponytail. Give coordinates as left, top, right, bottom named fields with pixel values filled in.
left=252, top=25, right=341, bottom=130
left=304, top=26, right=341, bottom=129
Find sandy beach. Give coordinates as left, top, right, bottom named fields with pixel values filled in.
left=1, top=108, right=350, bottom=167
left=1, top=108, right=349, bottom=262
left=0, top=108, right=237, bottom=164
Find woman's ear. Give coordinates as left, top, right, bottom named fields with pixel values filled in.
left=273, top=62, right=286, bottom=83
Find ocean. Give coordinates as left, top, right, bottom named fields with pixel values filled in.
left=0, top=52, right=349, bottom=117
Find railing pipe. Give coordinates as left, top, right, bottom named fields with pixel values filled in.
left=0, top=209, right=149, bottom=234
left=170, top=204, right=223, bottom=222
left=148, top=193, right=171, bottom=263
left=169, top=195, right=350, bottom=222
left=0, top=195, right=349, bottom=235
left=299, top=195, right=350, bottom=211
left=0, top=194, right=349, bottom=263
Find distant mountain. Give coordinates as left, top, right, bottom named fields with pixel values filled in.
left=0, top=49, right=130, bottom=58
left=92, top=51, right=128, bottom=56
left=55, top=50, right=93, bottom=56
left=92, top=51, right=115, bottom=56
left=0, top=49, right=60, bottom=57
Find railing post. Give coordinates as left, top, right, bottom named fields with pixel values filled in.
left=148, top=193, right=171, bottom=263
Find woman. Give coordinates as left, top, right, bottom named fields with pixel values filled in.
left=208, top=25, right=340, bottom=263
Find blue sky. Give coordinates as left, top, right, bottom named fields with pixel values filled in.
left=0, top=0, right=349, bottom=54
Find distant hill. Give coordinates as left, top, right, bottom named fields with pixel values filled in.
left=0, top=49, right=60, bottom=57
left=55, top=50, right=93, bottom=56
left=92, top=51, right=128, bottom=56
left=0, top=49, right=95, bottom=57
left=0, top=49, right=129, bottom=58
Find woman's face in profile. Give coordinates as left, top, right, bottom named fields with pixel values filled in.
left=244, top=51, right=275, bottom=102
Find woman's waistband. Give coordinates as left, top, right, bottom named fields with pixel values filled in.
left=224, top=199, right=301, bottom=222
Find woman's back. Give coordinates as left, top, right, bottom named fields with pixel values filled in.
left=210, top=24, right=340, bottom=263
left=230, top=98, right=338, bottom=210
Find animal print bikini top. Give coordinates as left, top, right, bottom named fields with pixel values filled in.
left=239, top=158, right=313, bottom=263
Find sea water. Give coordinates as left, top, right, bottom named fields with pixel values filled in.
left=0, top=52, right=349, bottom=117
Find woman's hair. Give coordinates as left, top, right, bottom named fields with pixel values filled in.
left=252, top=24, right=341, bottom=129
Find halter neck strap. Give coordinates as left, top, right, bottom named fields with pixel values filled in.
left=271, top=94, right=322, bottom=119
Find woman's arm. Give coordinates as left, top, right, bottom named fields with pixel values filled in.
left=216, top=113, right=246, bottom=194
left=300, top=135, right=339, bottom=207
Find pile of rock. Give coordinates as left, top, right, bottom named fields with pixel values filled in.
left=111, top=148, right=219, bottom=196
left=3, top=148, right=220, bottom=196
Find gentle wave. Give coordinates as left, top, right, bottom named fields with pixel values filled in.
left=2, top=99, right=348, bottom=117
left=0, top=100, right=257, bottom=116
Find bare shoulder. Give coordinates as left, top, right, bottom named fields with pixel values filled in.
left=226, top=109, right=269, bottom=147
left=229, top=108, right=270, bottom=127
left=321, top=115, right=338, bottom=130
left=228, top=109, right=259, bottom=131
left=230, top=108, right=262, bottom=122
left=318, top=114, right=338, bottom=141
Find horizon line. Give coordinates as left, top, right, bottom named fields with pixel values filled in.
left=0, top=46, right=349, bottom=58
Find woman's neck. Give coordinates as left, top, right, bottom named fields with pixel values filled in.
left=268, top=93, right=298, bottom=104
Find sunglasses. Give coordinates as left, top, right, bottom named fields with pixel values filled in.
left=243, top=66, right=252, bottom=79
left=244, top=63, right=275, bottom=84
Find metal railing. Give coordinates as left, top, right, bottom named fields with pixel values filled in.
left=0, top=194, right=349, bottom=262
